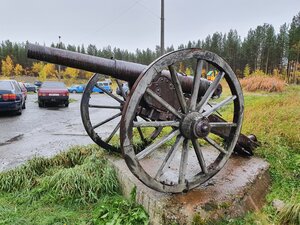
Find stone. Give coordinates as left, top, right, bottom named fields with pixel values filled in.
left=272, top=199, right=285, bottom=212
left=107, top=152, right=270, bottom=225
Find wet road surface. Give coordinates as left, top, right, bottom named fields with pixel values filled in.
left=0, top=93, right=119, bottom=171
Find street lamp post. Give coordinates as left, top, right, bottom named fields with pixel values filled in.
left=160, top=0, right=165, bottom=56
left=58, top=36, right=61, bottom=80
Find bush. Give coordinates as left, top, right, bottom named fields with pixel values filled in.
left=240, top=75, right=285, bottom=92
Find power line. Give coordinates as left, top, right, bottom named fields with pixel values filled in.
left=79, top=0, right=141, bottom=43
left=136, top=0, right=160, bottom=19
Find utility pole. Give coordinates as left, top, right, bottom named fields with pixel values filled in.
left=58, top=36, right=61, bottom=80
left=160, top=0, right=165, bottom=56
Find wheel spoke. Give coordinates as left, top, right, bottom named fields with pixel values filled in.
left=115, top=79, right=126, bottom=100
left=92, top=112, right=122, bottom=129
left=204, top=137, right=227, bottom=154
left=146, top=89, right=182, bottom=119
left=207, top=102, right=223, bottom=117
left=95, top=83, right=124, bottom=104
left=134, top=117, right=146, bottom=143
left=191, top=139, right=208, bottom=174
left=133, top=121, right=180, bottom=127
left=136, top=129, right=180, bottom=160
left=178, top=138, right=189, bottom=185
left=196, top=72, right=225, bottom=112
left=105, top=121, right=120, bottom=143
left=155, top=135, right=184, bottom=180
left=209, top=122, right=237, bottom=128
left=136, top=127, right=146, bottom=142
left=89, top=104, right=122, bottom=109
left=203, top=95, right=236, bottom=117
left=190, top=60, right=203, bottom=111
left=168, top=65, right=187, bottom=113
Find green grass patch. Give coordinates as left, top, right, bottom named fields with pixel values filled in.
left=68, top=98, right=77, bottom=103
left=92, top=187, right=149, bottom=225
left=203, top=85, right=300, bottom=225
left=0, top=145, right=149, bottom=224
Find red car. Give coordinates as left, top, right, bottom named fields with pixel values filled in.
left=18, top=82, right=28, bottom=100
left=38, top=81, right=69, bottom=107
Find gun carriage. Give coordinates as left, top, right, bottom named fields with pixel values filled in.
left=28, top=44, right=258, bottom=193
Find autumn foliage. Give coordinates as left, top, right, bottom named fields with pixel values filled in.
left=240, top=75, right=286, bottom=92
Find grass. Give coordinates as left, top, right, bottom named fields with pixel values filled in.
left=68, top=98, right=77, bottom=103
left=278, top=202, right=300, bottom=225
left=0, top=82, right=299, bottom=224
left=0, top=145, right=149, bottom=224
left=202, top=84, right=300, bottom=225
left=92, top=187, right=149, bottom=225
left=101, top=83, right=300, bottom=224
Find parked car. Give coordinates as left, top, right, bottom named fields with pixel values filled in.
left=68, top=84, right=85, bottom=93
left=104, top=78, right=112, bottom=85
left=24, top=83, right=37, bottom=92
left=92, top=82, right=112, bottom=93
left=34, top=81, right=43, bottom=88
left=18, top=82, right=28, bottom=101
left=0, top=80, right=25, bottom=115
left=116, top=82, right=129, bottom=96
left=38, top=81, right=69, bottom=107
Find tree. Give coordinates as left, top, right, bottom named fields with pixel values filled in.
left=35, top=63, right=57, bottom=81
left=243, top=64, right=251, bottom=77
left=288, top=12, right=300, bottom=83
left=82, top=71, right=93, bottom=79
left=272, top=23, right=289, bottom=81
left=80, top=44, right=86, bottom=54
left=31, top=62, right=44, bottom=76
left=179, top=62, right=186, bottom=73
left=42, top=63, right=57, bottom=78
left=185, top=67, right=192, bottom=76
left=223, top=29, right=241, bottom=72
left=67, top=44, right=77, bottom=52
left=87, top=44, right=98, bottom=56
left=63, top=67, right=80, bottom=82
left=1, top=55, right=14, bottom=76
left=14, top=64, right=24, bottom=76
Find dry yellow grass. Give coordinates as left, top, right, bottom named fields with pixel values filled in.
left=240, top=75, right=286, bottom=92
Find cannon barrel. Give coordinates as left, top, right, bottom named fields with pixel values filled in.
left=27, top=43, right=218, bottom=96
left=27, top=43, right=144, bottom=83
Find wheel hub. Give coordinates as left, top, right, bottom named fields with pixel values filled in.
left=180, top=112, right=211, bottom=139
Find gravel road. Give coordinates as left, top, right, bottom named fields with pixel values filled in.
left=0, top=93, right=119, bottom=171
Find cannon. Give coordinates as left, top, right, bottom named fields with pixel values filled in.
left=27, top=44, right=259, bottom=193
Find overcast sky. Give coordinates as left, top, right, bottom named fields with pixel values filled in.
left=1, top=0, right=299, bottom=52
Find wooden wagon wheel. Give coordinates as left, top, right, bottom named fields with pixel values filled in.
left=121, top=49, right=244, bottom=193
left=81, top=73, right=162, bottom=153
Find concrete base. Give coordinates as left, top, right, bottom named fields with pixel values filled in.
left=108, top=153, right=270, bottom=225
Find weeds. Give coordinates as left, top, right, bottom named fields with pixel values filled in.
left=216, top=85, right=300, bottom=224
left=0, top=145, right=97, bottom=192
left=38, top=155, right=119, bottom=204
left=279, top=202, right=300, bottom=225
left=240, top=75, right=285, bottom=92
left=92, top=187, right=149, bottom=225
left=0, top=145, right=149, bottom=224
